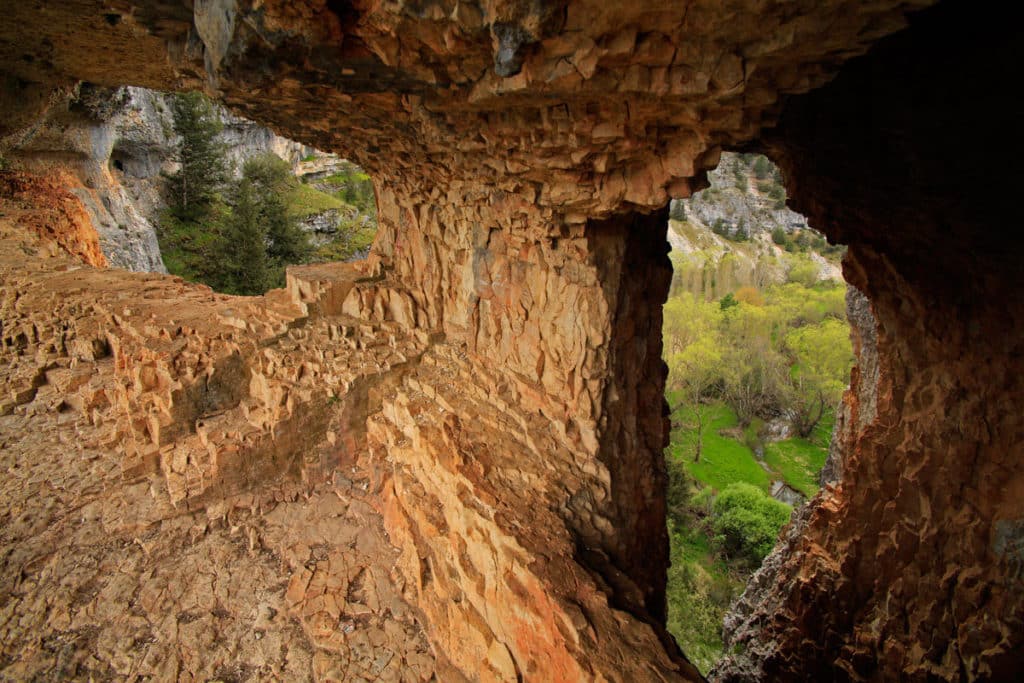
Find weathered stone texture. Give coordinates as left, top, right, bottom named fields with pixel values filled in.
left=715, top=4, right=1024, bottom=680
left=2, top=1, right=1022, bottom=681
left=0, top=176, right=456, bottom=681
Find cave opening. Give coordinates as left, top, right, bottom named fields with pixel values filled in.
left=660, top=150, right=856, bottom=674
left=142, top=89, right=381, bottom=295
left=2, top=0, right=1023, bottom=679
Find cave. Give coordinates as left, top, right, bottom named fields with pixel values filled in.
left=0, top=0, right=1021, bottom=680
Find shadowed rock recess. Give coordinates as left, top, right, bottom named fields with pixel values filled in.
left=1, top=1, right=1021, bottom=681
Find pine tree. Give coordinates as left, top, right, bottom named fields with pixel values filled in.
left=221, top=178, right=270, bottom=295
left=240, top=154, right=311, bottom=272
left=167, top=92, right=229, bottom=220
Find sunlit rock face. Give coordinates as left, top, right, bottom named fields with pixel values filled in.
left=3, top=1, right=1022, bottom=681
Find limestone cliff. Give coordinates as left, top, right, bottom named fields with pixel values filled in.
left=2, top=1, right=1022, bottom=681
left=3, top=83, right=332, bottom=273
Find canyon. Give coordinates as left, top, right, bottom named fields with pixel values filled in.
left=1, top=1, right=1022, bottom=681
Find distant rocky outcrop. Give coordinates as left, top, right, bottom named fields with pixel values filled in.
left=673, top=153, right=811, bottom=239
left=4, top=85, right=334, bottom=272
left=666, top=152, right=842, bottom=300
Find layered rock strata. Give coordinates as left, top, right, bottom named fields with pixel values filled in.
left=0, top=172, right=455, bottom=681
left=3, top=1, right=1021, bottom=681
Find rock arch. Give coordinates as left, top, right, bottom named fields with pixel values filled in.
left=1, top=0, right=1020, bottom=679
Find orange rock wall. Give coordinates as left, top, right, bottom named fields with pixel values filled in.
left=6, top=1, right=1023, bottom=681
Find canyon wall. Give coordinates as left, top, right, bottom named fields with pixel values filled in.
left=715, top=3, right=1024, bottom=679
left=3, top=1, right=1022, bottom=680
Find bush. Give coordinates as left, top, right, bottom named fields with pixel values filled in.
left=752, top=155, right=771, bottom=180
left=771, top=226, right=788, bottom=246
left=669, top=199, right=687, bottom=222
left=732, top=219, right=749, bottom=242
left=711, top=482, right=791, bottom=566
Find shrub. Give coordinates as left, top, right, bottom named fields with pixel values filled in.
left=669, top=199, right=687, bottom=222
left=771, top=227, right=788, bottom=246
left=711, top=482, right=791, bottom=566
left=752, top=155, right=771, bottom=179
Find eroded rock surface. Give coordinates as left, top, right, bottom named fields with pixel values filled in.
left=2, top=1, right=1022, bottom=681
left=0, top=172, right=459, bottom=681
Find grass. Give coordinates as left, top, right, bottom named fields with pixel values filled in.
left=286, top=183, right=345, bottom=218
left=669, top=401, right=771, bottom=493
left=762, top=414, right=833, bottom=497
left=664, top=399, right=833, bottom=673
left=666, top=521, right=744, bottom=675
left=312, top=221, right=377, bottom=263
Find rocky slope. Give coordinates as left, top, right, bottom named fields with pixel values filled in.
left=2, top=1, right=1022, bottom=681
left=667, top=153, right=842, bottom=300
left=4, top=84, right=344, bottom=273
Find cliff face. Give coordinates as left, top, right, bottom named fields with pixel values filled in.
left=666, top=151, right=842, bottom=301
left=5, top=86, right=167, bottom=271
left=2, top=1, right=1022, bottom=681
left=4, top=84, right=323, bottom=273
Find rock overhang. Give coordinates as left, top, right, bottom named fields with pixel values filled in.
left=4, top=1, right=1023, bottom=681
left=2, top=0, right=935, bottom=217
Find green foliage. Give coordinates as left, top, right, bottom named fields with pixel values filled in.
left=220, top=177, right=271, bottom=295
left=784, top=317, right=853, bottom=435
left=318, top=162, right=378, bottom=214
left=287, top=182, right=345, bottom=218
left=157, top=208, right=229, bottom=285
left=711, top=483, right=791, bottom=566
left=730, top=219, right=748, bottom=242
left=770, top=226, right=788, bottom=246
left=159, top=150, right=314, bottom=295
left=665, top=521, right=743, bottom=675
left=669, top=200, right=687, bottom=222
left=752, top=155, right=771, bottom=180
left=785, top=254, right=820, bottom=287
left=165, top=92, right=229, bottom=220
left=762, top=416, right=833, bottom=497
left=239, top=154, right=314, bottom=270
left=719, top=292, right=738, bottom=311
left=313, top=221, right=377, bottom=262
left=665, top=453, right=695, bottom=527
left=664, top=458, right=745, bottom=675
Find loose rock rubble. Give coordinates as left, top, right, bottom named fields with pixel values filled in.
left=0, top=174, right=454, bottom=682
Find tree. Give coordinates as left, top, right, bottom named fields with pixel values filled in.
left=220, top=177, right=270, bottom=295
left=664, top=293, right=730, bottom=462
left=667, top=336, right=728, bottom=462
left=784, top=318, right=853, bottom=436
left=711, top=482, right=791, bottom=566
left=166, top=92, right=229, bottom=220
left=718, top=301, right=789, bottom=424
left=734, top=286, right=764, bottom=307
left=240, top=154, right=312, bottom=269
left=212, top=153, right=313, bottom=294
